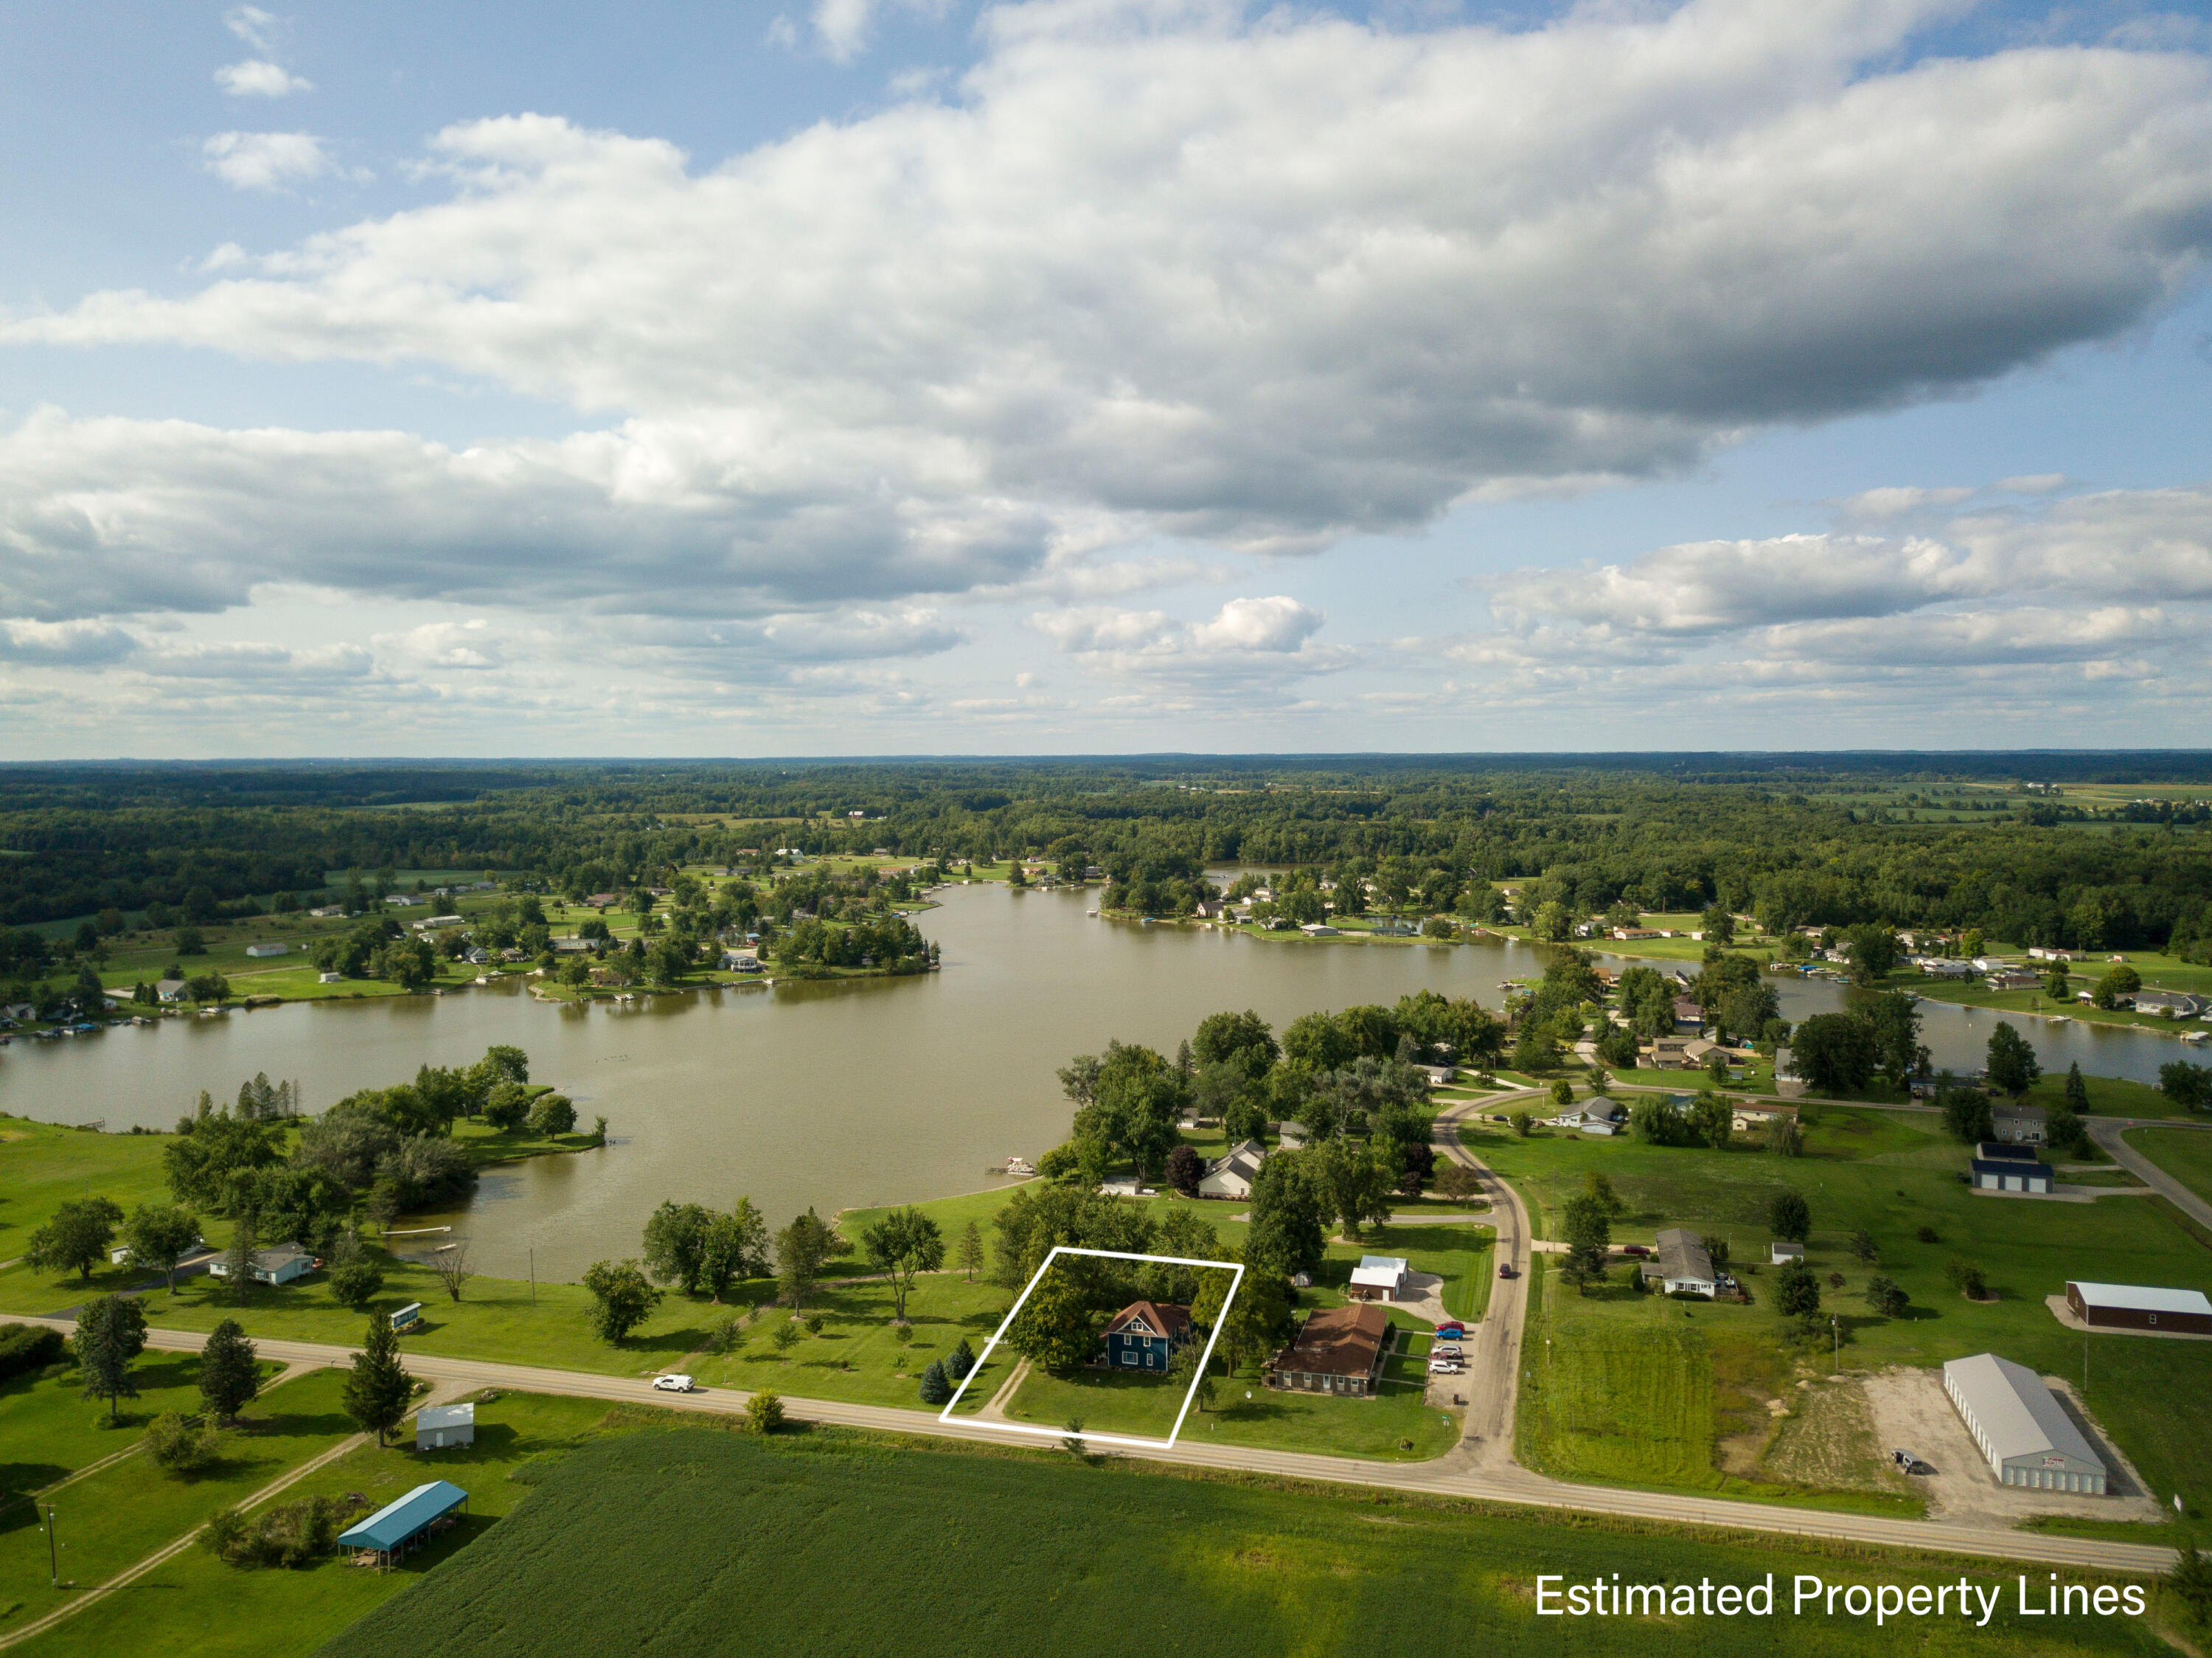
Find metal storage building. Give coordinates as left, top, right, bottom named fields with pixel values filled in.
left=416, top=1401, right=476, bottom=1450
left=2065, top=1281, right=2212, bottom=1336
left=1941, top=1353, right=2107, bottom=1494
left=338, top=1480, right=470, bottom=1568
left=1972, top=1158, right=2053, bottom=1193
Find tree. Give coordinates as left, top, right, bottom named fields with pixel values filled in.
left=27, top=1196, right=125, bottom=1283
left=2045, top=1101, right=2087, bottom=1156
left=2170, top=1544, right=2212, bottom=1630
left=642, top=1201, right=712, bottom=1294
left=1945, top=1257, right=1989, bottom=1300
left=1848, top=1228, right=1877, bottom=1263
left=1843, top=923, right=1901, bottom=985
left=222, top=1210, right=262, bottom=1302
left=917, top=1359, right=952, bottom=1405
left=342, top=1315, right=414, bottom=1446
left=1686, top=1092, right=1732, bottom=1148
left=956, top=1219, right=984, bottom=1283
left=1764, top=1115, right=1804, bottom=1158
left=123, top=1204, right=202, bottom=1293
left=699, top=1199, right=773, bottom=1303
left=1938, top=1079, right=1994, bottom=1142
left=482, top=1083, right=532, bottom=1131
left=1557, top=1193, right=1611, bottom=1294
left=1773, top=1258, right=1821, bottom=1319
left=1629, top=1095, right=1688, bottom=1146
left=1548, top=1078, right=1575, bottom=1109
left=199, top=1319, right=260, bottom=1423
left=1244, top=1151, right=1327, bottom=1280
left=1164, top=1144, right=1205, bottom=1196
left=2064, top=1061, right=2091, bottom=1114
left=1169, top=1336, right=1217, bottom=1412
left=1865, top=1275, right=1909, bottom=1319
left=1509, top=1111, right=1533, bottom=1137
left=145, top=1411, right=227, bottom=1474
left=1984, top=1021, right=2040, bottom=1099
left=1861, top=991, right=1927, bottom=1086
left=859, top=1207, right=945, bottom=1323
left=2158, top=1061, right=2212, bottom=1113
left=1768, top=1190, right=1810, bottom=1242
left=527, top=1093, right=577, bottom=1135
left=1192, top=1010, right=1279, bottom=1079
left=1007, top=1269, right=1107, bottom=1370
left=428, top=1241, right=475, bottom=1303
left=74, top=1294, right=147, bottom=1421
left=1314, top=1137, right=1396, bottom=1240
left=1700, top=1234, right=1731, bottom=1270
left=1582, top=1171, right=1625, bottom=1217
left=582, top=1259, right=663, bottom=1343
left=1194, top=1259, right=1289, bottom=1379
left=774, top=1208, right=846, bottom=1310
left=1434, top=1162, right=1484, bottom=1201
left=746, top=1390, right=785, bottom=1433
left=1787, top=1013, right=1878, bottom=1095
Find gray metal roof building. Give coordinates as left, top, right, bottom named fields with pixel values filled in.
left=416, top=1401, right=476, bottom=1450
left=1941, top=1353, right=2107, bottom=1494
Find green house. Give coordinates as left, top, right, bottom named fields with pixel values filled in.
left=1101, top=1301, right=1192, bottom=1373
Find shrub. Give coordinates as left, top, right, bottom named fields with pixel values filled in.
left=1164, top=1144, right=1204, bottom=1197
left=329, top=1260, right=385, bottom=1310
left=203, top=1494, right=361, bottom=1567
left=771, top=1321, right=801, bottom=1354
left=803, top=1314, right=824, bottom=1336
left=1865, top=1275, right=1909, bottom=1318
left=1915, top=1224, right=1939, bottom=1244
left=746, top=1390, right=785, bottom=1434
left=1944, top=1258, right=1989, bottom=1300
left=0, top=1322, right=64, bottom=1382
left=145, top=1411, right=227, bottom=1473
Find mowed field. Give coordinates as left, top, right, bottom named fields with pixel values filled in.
left=1481, top=1108, right=2212, bottom=1517
left=2126, top=1127, right=2212, bottom=1208
left=314, top=1427, right=2183, bottom=1658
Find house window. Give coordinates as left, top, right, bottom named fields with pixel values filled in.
left=1120, top=1350, right=1137, bottom=1365
left=2149, top=1314, right=2158, bottom=1326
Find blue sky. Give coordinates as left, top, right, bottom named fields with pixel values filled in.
left=2, top=0, right=2210, bottom=756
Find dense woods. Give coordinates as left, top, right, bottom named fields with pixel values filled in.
left=1, top=757, right=2208, bottom=961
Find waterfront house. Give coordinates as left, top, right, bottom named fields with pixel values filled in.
left=1197, top=1140, right=1267, bottom=1200
left=1102, top=1301, right=1192, bottom=1372
left=2134, top=991, right=2208, bottom=1019
left=1991, top=1106, right=2048, bottom=1145
left=208, top=1244, right=315, bottom=1287
left=1672, top=996, right=1705, bottom=1033
left=155, top=979, right=187, bottom=1003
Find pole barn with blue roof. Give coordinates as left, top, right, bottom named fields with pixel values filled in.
left=338, top=1480, right=470, bottom=1569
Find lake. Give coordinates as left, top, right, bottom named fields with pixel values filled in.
left=0, top=884, right=2187, bottom=1278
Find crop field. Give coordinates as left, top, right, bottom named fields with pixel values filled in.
left=316, top=1427, right=2180, bottom=1658
left=2126, top=1127, right=2212, bottom=1207
left=1481, top=1110, right=2212, bottom=1516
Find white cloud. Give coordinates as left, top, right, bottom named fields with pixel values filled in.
left=1030, top=594, right=1346, bottom=686
left=6, top=0, right=2203, bottom=582
left=216, top=60, right=313, bottom=97
left=795, top=0, right=948, bottom=63
left=201, top=131, right=333, bottom=191
left=225, top=6, right=279, bottom=52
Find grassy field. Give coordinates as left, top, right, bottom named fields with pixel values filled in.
left=2126, top=1127, right=2212, bottom=1207
left=688, top=1271, right=1009, bottom=1408
left=0, top=1367, right=356, bottom=1636
left=0, top=1343, right=285, bottom=1498
left=0, top=1115, right=173, bottom=1268
left=314, top=1426, right=2182, bottom=1658
left=1479, top=1108, right=2212, bottom=1516
left=6, top=1390, right=619, bottom=1658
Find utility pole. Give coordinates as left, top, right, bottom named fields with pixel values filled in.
left=44, top=1505, right=57, bottom=1586
left=529, top=1247, right=535, bottom=1306
left=1831, top=1314, right=1839, bottom=1375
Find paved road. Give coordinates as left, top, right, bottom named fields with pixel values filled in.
left=2087, top=1117, right=2212, bottom=1229
left=1429, top=1095, right=1528, bottom=1473
left=2, top=1313, right=2174, bottom=1579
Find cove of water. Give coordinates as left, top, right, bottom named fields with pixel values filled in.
left=1, top=884, right=2186, bottom=1278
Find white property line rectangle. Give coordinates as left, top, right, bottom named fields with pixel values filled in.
left=938, top=1244, right=1243, bottom=1451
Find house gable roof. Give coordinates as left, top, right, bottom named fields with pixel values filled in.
left=1105, top=1300, right=1192, bottom=1341
left=1273, top=1304, right=1389, bottom=1377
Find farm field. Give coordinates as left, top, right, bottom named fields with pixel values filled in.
left=2125, top=1127, right=2212, bottom=1208
left=1478, top=1109, right=2212, bottom=1516
left=0, top=1367, right=356, bottom=1637
left=316, top=1426, right=2180, bottom=1658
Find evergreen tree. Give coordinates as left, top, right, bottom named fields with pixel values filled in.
left=198, top=1318, right=260, bottom=1423
left=341, top=1316, right=414, bottom=1446
left=917, top=1359, right=952, bottom=1405
left=947, top=1336, right=976, bottom=1381
left=2065, top=1062, right=2090, bottom=1114
left=75, top=1294, right=148, bottom=1421
left=956, top=1219, right=984, bottom=1283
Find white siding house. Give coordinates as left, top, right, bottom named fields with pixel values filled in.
left=1197, top=1140, right=1267, bottom=1200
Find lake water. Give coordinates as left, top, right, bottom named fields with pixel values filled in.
left=0, top=884, right=2187, bottom=1278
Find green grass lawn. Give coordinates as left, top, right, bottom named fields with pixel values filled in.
left=0, top=1115, right=174, bottom=1267
left=1909, top=977, right=2209, bottom=1047
left=0, top=1345, right=285, bottom=1498
left=689, top=1271, right=1009, bottom=1409
left=311, top=1426, right=2178, bottom=1658
left=3, top=1258, right=723, bottom=1378
left=5, top=1390, right=620, bottom=1658
left=0, top=1367, right=357, bottom=1636
left=1477, top=1108, right=2212, bottom=1516
left=2125, top=1126, right=2212, bottom=1207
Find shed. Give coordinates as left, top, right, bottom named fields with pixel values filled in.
left=415, top=1401, right=476, bottom=1450
left=1769, top=1240, right=1804, bottom=1266
left=1349, top=1255, right=1410, bottom=1303
left=1972, top=1158, right=2053, bottom=1194
left=244, top=942, right=289, bottom=959
left=338, top=1480, right=470, bottom=1567
left=1644, top=1228, right=1717, bottom=1297
left=1941, top=1353, right=2107, bottom=1494
left=2065, top=1282, right=2212, bottom=1336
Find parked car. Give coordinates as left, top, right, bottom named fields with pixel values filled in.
left=1620, top=1244, right=1650, bottom=1258
left=651, top=1374, right=698, bottom=1392
left=1427, top=1360, right=1463, bottom=1375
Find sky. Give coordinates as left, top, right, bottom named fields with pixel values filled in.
left=1, top=0, right=2210, bottom=758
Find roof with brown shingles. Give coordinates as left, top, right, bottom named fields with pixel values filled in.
left=1270, top=1303, right=1388, bottom=1378
left=1105, top=1300, right=1192, bottom=1341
